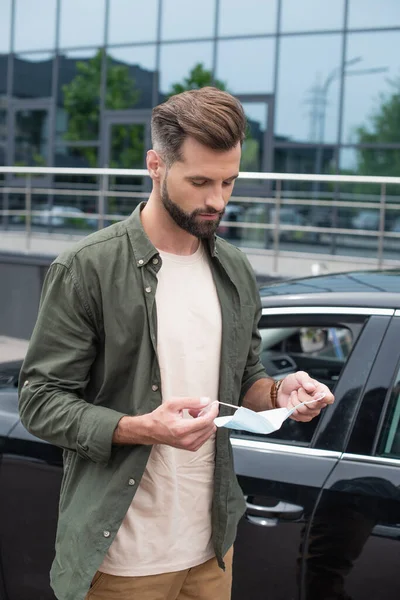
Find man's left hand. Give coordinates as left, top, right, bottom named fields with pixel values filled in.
left=277, top=371, right=334, bottom=422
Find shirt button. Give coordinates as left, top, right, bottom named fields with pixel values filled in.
left=103, top=530, right=110, bottom=538
left=152, top=384, right=159, bottom=392
left=128, top=478, right=136, bottom=486
left=138, top=259, right=144, bottom=265
left=152, top=258, right=159, bottom=265
left=23, top=380, right=29, bottom=387
left=145, top=286, right=152, bottom=293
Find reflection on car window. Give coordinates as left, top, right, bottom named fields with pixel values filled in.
left=239, top=324, right=355, bottom=446
left=376, top=364, right=400, bottom=459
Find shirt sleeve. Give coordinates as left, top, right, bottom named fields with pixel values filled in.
left=239, top=271, right=269, bottom=402
left=18, top=262, right=127, bottom=465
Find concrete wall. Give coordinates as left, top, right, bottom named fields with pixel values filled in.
left=0, top=253, right=54, bottom=340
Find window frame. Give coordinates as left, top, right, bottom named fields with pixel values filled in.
left=231, top=305, right=384, bottom=450
left=343, top=312, right=400, bottom=458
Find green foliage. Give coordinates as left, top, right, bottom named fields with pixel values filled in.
left=167, top=63, right=226, bottom=97
left=62, top=50, right=141, bottom=168
left=352, top=76, right=400, bottom=194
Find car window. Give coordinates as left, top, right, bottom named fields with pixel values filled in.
left=236, top=321, right=359, bottom=446
left=376, top=362, right=400, bottom=459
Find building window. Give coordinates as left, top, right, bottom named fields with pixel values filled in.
left=159, top=42, right=214, bottom=99
left=59, top=0, right=106, bottom=49
left=281, top=0, right=344, bottom=32
left=216, top=38, right=275, bottom=94
left=218, top=0, right=277, bottom=37
left=14, top=0, right=57, bottom=52
left=348, top=0, right=400, bottom=30
left=108, top=0, right=159, bottom=44
left=161, top=0, right=216, bottom=40
left=276, top=34, right=342, bottom=144
left=105, top=45, right=157, bottom=109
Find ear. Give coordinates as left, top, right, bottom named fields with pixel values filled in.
left=147, top=150, right=165, bottom=181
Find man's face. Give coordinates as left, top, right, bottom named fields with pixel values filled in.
left=160, top=137, right=241, bottom=239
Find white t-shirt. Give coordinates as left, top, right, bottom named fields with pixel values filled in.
left=99, top=242, right=222, bottom=576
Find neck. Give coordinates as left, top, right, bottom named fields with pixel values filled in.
left=140, top=192, right=200, bottom=256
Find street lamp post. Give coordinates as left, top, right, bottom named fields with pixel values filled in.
left=313, top=59, right=388, bottom=178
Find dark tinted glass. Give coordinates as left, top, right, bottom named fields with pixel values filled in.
left=13, top=53, right=54, bottom=99
left=14, top=108, right=49, bottom=167
left=15, top=0, right=57, bottom=52
left=0, top=107, right=7, bottom=142
left=376, top=361, right=400, bottom=459
left=55, top=145, right=98, bottom=170
left=0, top=55, right=7, bottom=100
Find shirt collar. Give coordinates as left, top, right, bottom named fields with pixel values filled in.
left=126, top=202, right=218, bottom=267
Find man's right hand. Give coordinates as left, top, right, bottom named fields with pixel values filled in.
left=113, top=397, right=219, bottom=452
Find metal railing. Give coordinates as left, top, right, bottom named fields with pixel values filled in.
left=1, top=166, right=400, bottom=273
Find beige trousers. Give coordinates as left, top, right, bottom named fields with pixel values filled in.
left=85, top=548, right=233, bottom=600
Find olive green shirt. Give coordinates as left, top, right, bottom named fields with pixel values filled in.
left=18, top=203, right=267, bottom=600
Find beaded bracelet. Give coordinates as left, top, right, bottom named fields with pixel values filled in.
left=270, top=378, right=284, bottom=409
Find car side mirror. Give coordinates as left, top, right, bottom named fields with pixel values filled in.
left=299, top=327, right=328, bottom=353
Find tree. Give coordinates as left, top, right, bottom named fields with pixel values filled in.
left=167, top=63, right=260, bottom=170
left=62, top=50, right=142, bottom=168
left=355, top=76, right=400, bottom=179
left=167, top=63, right=226, bottom=97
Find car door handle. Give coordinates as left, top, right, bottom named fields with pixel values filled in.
left=245, top=496, right=304, bottom=527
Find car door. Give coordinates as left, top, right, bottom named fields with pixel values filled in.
left=0, top=363, right=22, bottom=600
left=231, top=307, right=393, bottom=600
left=0, top=411, right=62, bottom=600
left=302, top=312, right=400, bottom=600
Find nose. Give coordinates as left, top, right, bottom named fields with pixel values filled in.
left=205, top=189, right=225, bottom=213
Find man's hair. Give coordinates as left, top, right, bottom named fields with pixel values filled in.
left=151, top=87, right=247, bottom=164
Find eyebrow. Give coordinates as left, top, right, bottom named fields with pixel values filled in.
left=185, top=174, right=239, bottom=183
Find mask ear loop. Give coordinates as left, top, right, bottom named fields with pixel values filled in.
left=216, top=393, right=326, bottom=414
left=201, top=394, right=325, bottom=416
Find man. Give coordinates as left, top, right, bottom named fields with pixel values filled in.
left=19, top=87, right=334, bottom=600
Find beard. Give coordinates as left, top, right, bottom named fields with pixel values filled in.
left=161, top=178, right=224, bottom=239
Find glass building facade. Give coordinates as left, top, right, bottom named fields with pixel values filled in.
left=0, top=0, right=399, bottom=184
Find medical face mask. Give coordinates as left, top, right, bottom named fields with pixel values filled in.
left=211, top=393, right=326, bottom=435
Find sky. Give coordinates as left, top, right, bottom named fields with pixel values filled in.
left=0, top=0, right=399, bottom=170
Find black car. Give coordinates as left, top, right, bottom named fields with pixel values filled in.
left=1, top=270, right=400, bottom=600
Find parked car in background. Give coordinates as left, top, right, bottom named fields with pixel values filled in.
left=351, top=210, right=380, bottom=231
left=218, top=203, right=245, bottom=240
left=1, top=270, right=400, bottom=599
left=391, top=216, right=400, bottom=233
left=31, top=205, right=89, bottom=228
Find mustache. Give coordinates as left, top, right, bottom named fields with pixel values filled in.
left=192, top=208, right=225, bottom=217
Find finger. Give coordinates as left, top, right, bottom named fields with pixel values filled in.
left=197, top=401, right=219, bottom=419
left=295, top=371, right=317, bottom=394
left=167, top=396, right=210, bottom=413
left=289, top=389, right=319, bottom=419
left=183, top=424, right=217, bottom=451
left=178, top=407, right=218, bottom=436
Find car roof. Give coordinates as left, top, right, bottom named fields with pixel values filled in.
left=260, top=269, right=400, bottom=310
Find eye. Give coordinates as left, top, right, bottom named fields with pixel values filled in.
left=191, top=180, right=207, bottom=187
left=223, top=180, right=235, bottom=187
